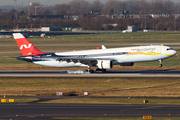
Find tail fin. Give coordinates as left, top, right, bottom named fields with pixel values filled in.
left=13, top=33, right=46, bottom=56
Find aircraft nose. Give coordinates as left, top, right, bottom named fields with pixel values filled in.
left=173, top=50, right=177, bottom=56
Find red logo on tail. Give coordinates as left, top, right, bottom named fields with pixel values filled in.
left=20, top=44, right=32, bottom=50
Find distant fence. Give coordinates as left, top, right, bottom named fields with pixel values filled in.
left=0, top=31, right=96, bottom=37
left=72, top=29, right=122, bottom=33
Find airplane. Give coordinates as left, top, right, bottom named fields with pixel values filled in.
left=13, top=33, right=177, bottom=73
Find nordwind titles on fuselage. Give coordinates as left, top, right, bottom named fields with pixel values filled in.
left=131, top=47, right=156, bottom=52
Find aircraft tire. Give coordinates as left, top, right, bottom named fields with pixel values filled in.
left=159, top=64, right=162, bottom=67
left=96, top=69, right=106, bottom=73
left=89, top=70, right=94, bottom=73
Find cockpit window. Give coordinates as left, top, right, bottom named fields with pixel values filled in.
left=167, top=48, right=173, bottom=51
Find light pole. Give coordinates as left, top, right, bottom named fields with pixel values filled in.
left=174, top=15, right=176, bottom=32
left=145, top=14, right=146, bottom=30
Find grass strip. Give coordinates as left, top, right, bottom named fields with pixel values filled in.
left=1, top=45, right=180, bottom=52
left=0, top=45, right=141, bottom=52
left=1, top=32, right=180, bottom=44
left=40, top=98, right=180, bottom=105
left=0, top=77, right=180, bottom=97
left=0, top=97, right=39, bottom=103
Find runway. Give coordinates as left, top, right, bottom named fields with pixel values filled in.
left=0, top=103, right=180, bottom=119
left=1, top=70, right=180, bottom=77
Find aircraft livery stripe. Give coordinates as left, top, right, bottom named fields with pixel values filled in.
left=164, top=54, right=174, bottom=57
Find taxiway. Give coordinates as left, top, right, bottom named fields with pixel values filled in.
left=0, top=103, right=179, bottom=119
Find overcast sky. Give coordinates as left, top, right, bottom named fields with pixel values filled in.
left=0, top=0, right=179, bottom=6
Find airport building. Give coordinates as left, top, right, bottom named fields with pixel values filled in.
left=127, top=25, right=137, bottom=32
left=122, top=25, right=137, bottom=33
left=41, top=27, right=63, bottom=32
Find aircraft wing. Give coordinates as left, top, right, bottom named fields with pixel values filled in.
left=55, top=57, right=115, bottom=67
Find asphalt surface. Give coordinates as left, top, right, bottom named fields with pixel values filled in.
left=0, top=103, right=180, bottom=119
left=1, top=96, right=180, bottom=119
left=1, top=70, right=180, bottom=77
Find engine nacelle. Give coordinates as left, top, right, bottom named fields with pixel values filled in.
left=119, top=63, right=134, bottom=66
left=97, top=60, right=113, bottom=69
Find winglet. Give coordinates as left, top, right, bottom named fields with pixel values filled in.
left=13, top=33, right=46, bottom=56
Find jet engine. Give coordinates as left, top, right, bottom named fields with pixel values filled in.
left=97, top=60, right=113, bottom=69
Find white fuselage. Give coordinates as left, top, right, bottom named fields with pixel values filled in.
left=33, top=45, right=177, bottom=68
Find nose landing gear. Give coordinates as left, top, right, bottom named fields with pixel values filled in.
left=159, top=60, right=162, bottom=67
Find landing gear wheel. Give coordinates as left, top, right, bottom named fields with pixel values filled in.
left=159, top=64, right=162, bottom=67
left=96, top=68, right=106, bottom=73
left=85, top=66, right=94, bottom=73
left=89, top=70, right=94, bottom=73
left=102, top=69, right=106, bottom=73
left=85, top=69, right=94, bottom=73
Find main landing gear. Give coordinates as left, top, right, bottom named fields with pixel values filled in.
left=159, top=60, right=163, bottom=67
left=96, top=68, right=106, bottom=73
left=85, top=69, right=94, bottom=73
left=85, top=66, right=94, bottom=73
left=85, top=67, right=107, bottom=73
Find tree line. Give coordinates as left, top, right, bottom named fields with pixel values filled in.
left=78, top=16, right=180, bottom=31
left=28, top=0, right=180, bottom=15
left=0, top=0, right=180, bottom=31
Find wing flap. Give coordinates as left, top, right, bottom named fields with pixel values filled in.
left=56, top=57, right=115, bottom=67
